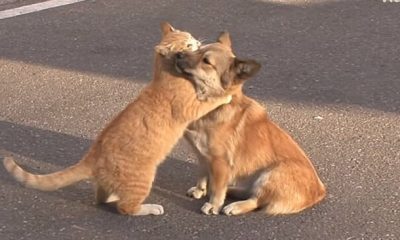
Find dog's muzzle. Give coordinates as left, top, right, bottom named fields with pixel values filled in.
left=174, top=53, right=191, bottom=75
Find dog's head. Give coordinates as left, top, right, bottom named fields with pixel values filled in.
left=154, top=22, right=201, bottom=58
left=174, top=32, right=261, bottom=96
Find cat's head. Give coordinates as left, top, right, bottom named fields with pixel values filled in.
left=154, top=22, right=201, bottom=58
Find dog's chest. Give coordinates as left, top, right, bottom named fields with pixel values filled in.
left=186, top=128, right=210, bottom=159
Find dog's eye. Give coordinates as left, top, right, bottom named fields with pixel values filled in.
left=203, top=57, right=211, bottom=65
left=187, top=43, right=193, bottom=48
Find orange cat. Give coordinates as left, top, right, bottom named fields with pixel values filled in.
left=2, top=23, right=231, bottom=216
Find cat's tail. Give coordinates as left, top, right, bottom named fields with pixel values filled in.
left=3, top=156, right=93, bottom=191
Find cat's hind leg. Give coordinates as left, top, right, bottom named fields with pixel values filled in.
left=95, top=184, right=112, bottom=204
left=116, top=177, right=164, bottom=216
left=117, top=198, right=164, bottom=216
left=130, top=204, right=164, bottom=216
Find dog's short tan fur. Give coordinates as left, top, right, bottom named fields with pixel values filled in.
left=177, top=33, right=326, bottom=216
left=2, top=23, right=231, bottom=216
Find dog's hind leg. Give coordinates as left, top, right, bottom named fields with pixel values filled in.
left=227, top=186, right=252, bottom=200
left=222, top=198, right=259, bottom=216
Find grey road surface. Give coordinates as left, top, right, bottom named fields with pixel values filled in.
left=0, top=0, right=399, bottom=239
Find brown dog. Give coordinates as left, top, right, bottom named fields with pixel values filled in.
left=176, top=32, right=326, bottom=216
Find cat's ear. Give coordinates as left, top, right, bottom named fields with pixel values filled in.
left=154, top=44, right=170, bottom=56
left=161, top=22, right=175, bottom=36
left=217, top=32, right=231, bottom=48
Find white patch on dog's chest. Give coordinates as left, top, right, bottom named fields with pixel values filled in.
left=186, top=129, right=210, bottom=159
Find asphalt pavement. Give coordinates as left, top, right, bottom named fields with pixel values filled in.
left=0, top=0, right=399, bottom=239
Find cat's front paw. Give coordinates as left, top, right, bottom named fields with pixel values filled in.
left=187, top=186, right=207, bottom=199
left=195, top=86, right=208, bottom=101
left=201, top=202, right=221, bottom=215
left=224, top=95, right=232, bottom=104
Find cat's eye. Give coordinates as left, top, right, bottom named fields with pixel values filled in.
left=203, top=57, right=211, bottom=65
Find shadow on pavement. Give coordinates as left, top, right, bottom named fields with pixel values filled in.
left=0, top=0, right=399, bottom=113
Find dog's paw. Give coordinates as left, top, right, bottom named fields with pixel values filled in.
left=201, top=202, right=220, bottom=215
left=187, top=186, right=207, bottom=199
left=222, top=202, right=241, bottom=216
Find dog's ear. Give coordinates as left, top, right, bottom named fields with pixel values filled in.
left=221, top=67, right=235, bottom=89
left=234, top=58, right=261, bottom=81
left=217, top=32, right=231, bottom=48
left=221, top=59, right=260, bottom=88
left=161, top=22, right=175, bottom=36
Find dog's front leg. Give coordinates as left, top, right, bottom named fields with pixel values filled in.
left=187, top=175, right=208, bottom=199
left=201, top=157, right=230, bottom=215
left=184, top=130, right=209, bottom=199
left=187, top=156, right=208, bottom=199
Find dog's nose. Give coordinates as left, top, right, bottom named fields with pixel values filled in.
left=176, top=52, right=184, bottom=59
